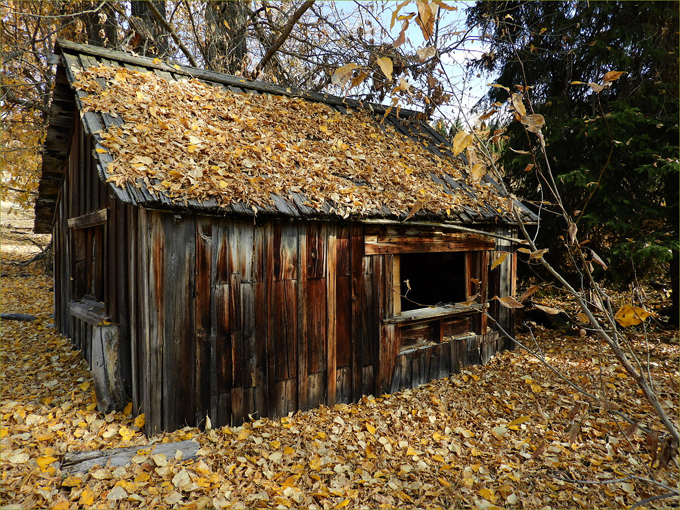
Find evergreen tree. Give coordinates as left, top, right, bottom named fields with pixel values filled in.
left=467, top=1, right=679, bottom=322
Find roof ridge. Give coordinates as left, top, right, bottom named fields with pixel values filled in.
left=55, top=38, right=424, bottom=118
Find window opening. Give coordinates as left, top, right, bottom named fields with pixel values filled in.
left=399, top=252, right=466, bottom=312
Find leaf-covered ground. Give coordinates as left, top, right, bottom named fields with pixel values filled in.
left=1, top=215, right=678, bottom=509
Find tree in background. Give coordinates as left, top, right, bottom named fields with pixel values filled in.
left=466, top=1, right=679, bottom=323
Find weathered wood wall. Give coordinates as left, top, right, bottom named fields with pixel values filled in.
left=53, top=120, right=519, bottom=434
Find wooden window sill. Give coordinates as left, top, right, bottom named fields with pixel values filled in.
left=384, top=303, right=485, bottom=325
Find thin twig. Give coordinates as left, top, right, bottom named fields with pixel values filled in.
left=141, top=0, right=198, bottom=67
left=629, top=492, right=680, bottom=510
left=254, top=0, right=315, bottom=78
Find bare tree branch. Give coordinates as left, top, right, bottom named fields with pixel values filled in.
left=254, top=0, right=315, bottom=78
left=141, top=0, right=198, bottom=67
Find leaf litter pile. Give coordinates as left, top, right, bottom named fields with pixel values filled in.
left=2, top=229, right=679, bottom=509
left=72, top=65, right=514, bottom=219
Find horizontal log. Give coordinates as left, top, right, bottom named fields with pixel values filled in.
left=365, top=235, right=494, bottom=254
left=1, top=313, right=37, bottom=322
left=68, top=208, right=108, bottom=229
left=61, top=439, right=200, bottom=474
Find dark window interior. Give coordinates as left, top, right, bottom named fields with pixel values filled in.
left=72, top=225, right=104, bottom=302
left=400, top=252, right=466, bottom=311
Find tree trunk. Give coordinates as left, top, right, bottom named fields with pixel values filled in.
left=204, top=0, right=250, bottom=74
left=131, top=1, right=169, bottom=56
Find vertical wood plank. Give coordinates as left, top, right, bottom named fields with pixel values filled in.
left=162, top=213, right=196, bottom=431
left=214, top=282, right=231, bottom=392
left=326, top=224, right=337, bottom=405
left=195, top=219, right=212, bottom=427
left=264, top=222, right=277, bottom=418
left=274, top=280, right=297, bottom=382
left=391, top=255, right=401, bottom=317
left=335, top=275, right=352, bottom=368
left=148, top=212, right=165, bottom=433
left=127, top=206, right=140, bottom=418
left=297, top=225, right=309, bottom=411
left=230, top=273, right=244, bottom=425
left=372, top=255, right=383, bottom=395
left=306, top=278, right=327, bottom=374
left=306, top=222, right=326, bottom=278
left=350, top=224, right=364, bottom=401
left=253, top=280, right=268, bottom=419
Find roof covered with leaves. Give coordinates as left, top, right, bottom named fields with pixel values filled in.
left=38, top=40, right=536, bottom=226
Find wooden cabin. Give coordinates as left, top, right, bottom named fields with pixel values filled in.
left=35, top=40, right=537, bottom=434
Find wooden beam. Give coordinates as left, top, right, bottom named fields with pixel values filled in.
left=383, top=304, right=484, bottom=325
left=365, top=235, right=494, bottom=255
left=68, top=208, right=108, bottom=229
left=69, top=300, right=110, bottom=326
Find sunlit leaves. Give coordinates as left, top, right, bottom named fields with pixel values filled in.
left=452, top=130, right=473, bottom=156
left=393, top=77, right=412, bottom=95
left=390, top=0, right=411, bottom=30
left=415, top=0, right=437, bottom=40
left=511, top=92, right=526, bottom=117
left=331, top=63, right=360, bottom=87
left=376, top=57, right=393, bottom=81
left=520, top=114, right=546, bottom=134
left=416, top=46, right=436, bottom=62
left=615, top=305, right=651, bottom=327
left=470, top=163, right=486, bottom=181
left=490, top=252, right=509, bottom=270
left=493, top=295, right=524, bottom=308
left=602, top=70, right=625, bottom=82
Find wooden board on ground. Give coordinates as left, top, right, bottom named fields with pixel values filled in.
left=61, top=440, right=200, bottom=474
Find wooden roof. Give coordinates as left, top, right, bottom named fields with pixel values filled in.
left=34, top=40, right=537, bottom=233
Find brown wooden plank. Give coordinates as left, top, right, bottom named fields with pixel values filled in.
left=362, top=365, right=373, bottom=396
left=297, top=226, right=309, bottom=411
left=365, top=235, right=495, bottom=255
left=336, top=226, right=350, bottom=276
left=306, top=222, right=326, bottom=278
left=216, top=392, right=231, bottom=427
left=273, top=280, right=297, bottom=381
left=162, top=213, right=196, bottom=431
left=127, top=206, right=140, bottom=420
left=231, top=387, right=244, bottom=426
left=336, top=275, right=352, bottom=368
left=372, top=255, right=384, bottom=395
left=326, top=225, right=337, bottom=405
left=391, top=255, right=401, bottom=317
left=142, top=208, right=161, bottom=434
left=195, top=219, right=212, bottom=427
left=336, top=367, right=351, bottom=404
left=284, top=378, right=297, bottom=416
left=228, top=220, right=253, bottom=281
left=229, top=273, right=243, bottom=387
left=349, top=224, right=364, bottom=401
left=68, top=208, right=107, bottom=229
left=216, top=219, right=230, bottom=284
left=362, top=257, right=376, bottom=370
left=274, top=222, right=298, bottom=280
left=240, top=282, right=257, bottom=388
left=253, top=281, right=267, bottom=417
left=308, top=372, right=325, bottom=408
left=400, top=322, right=436, bottom=348
left=306, top=278, right=327, bottom=374
left=264, top=223, right=277, bottom=418
left=385, top=305, right=482, bottom=325
left=214, top=283, right=231, bottom=394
